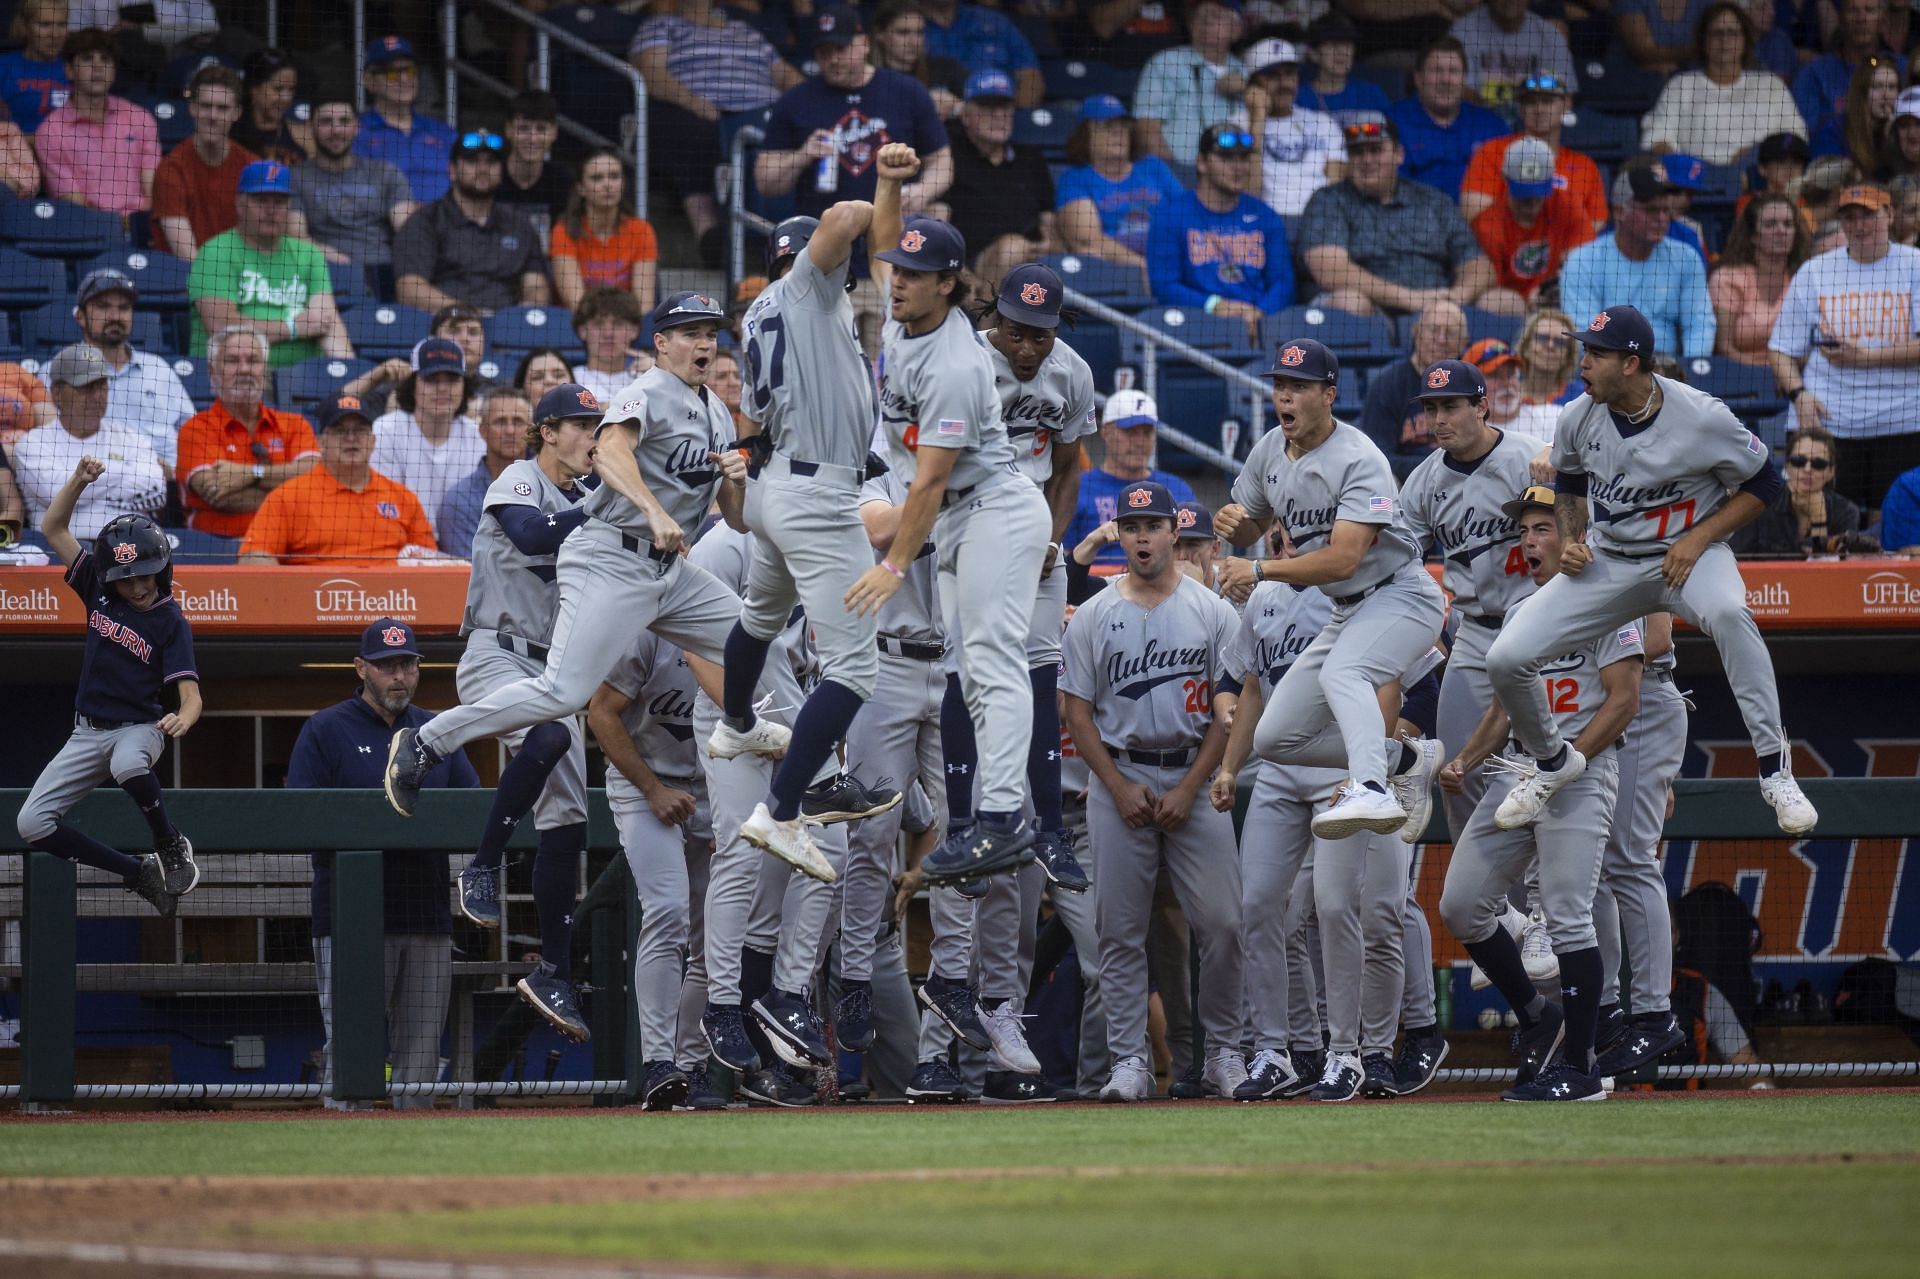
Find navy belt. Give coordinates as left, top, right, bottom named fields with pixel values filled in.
left=619, top=533, right=678, bottom=564
left=1651, top=668, right=1674, bottom=683
left=498, top=632, right=550, bottom=664
left=1331, top=580, right=1387, bottom=608
left=878, top=635, right=944, bottom=661
left=1601, top=543, right=1668, bottom=561
left=77, top=714, right=140, bottom=731
left=940, top=482, right=978, bottom=510
left=1120, top=746, right=1196, bottom=767
left=1465, top=612, right=1504, bottom=629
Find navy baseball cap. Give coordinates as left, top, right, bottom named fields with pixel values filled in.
left=1265, top=337, right=1339, bottom=383
left=651, top=290, right=726, bottom=331
left=535, top=382, right=603, bottom=423
left=77, top=267, right=136, bottom=306
left=1416, top=359, right=1486, bottom=399
left=411, top=336, right=465, bottom=376
left=1175, top=501, right=1215, bottom=541
left=965, top=69, right=1016, bottom=103
left=1580, top=305, right=1656, bottom=358
left=1117, top=480, right=1178, bottom=520
left=359, top=617, right=421, bottom=661
left=238, top=160, right=292, bottom=195
left=996, top=264, right=1063, bottom=328
left=809, top=3, right=865, bottom=47
left=1077, top=94, right=1129, bottom=123
left=365, top=34, right=415, bottom=67
left=875, top=217, right=967, bottom=272
left=317, top=392, right=374, bottom=431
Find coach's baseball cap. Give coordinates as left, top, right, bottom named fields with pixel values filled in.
left=365, top=34, right=415, bottom=67
left=76, top=267, right=137, bottom=307
left=1502, top=137, right=1556, bottom=200
left=875, top=217, right=967, bottom=272
left=318, top=392, right=374, bottom=431
left=1245, top=38, right=1303, bottom=76
left=650, top=290, right=727, bottom=331
left=1077, top=94, right=1129, bottom=123
left=1102, top=388, right=1160, bottom=429
left=1175, top=501, right=1216, bottom=541
left=965, top=69, right=1016, bottom=104
left=1579, top=305, right=1655, bottom=358
left=358, top=617, right=421, bottom=661
left=1265, top=336, right=1339, bottom=383
left=411, top=336, right=465, bottom=377
left=996, top=263, right=1064, bottom=328
left=809, top=3, right=865, bottom=48
left=1415, top=358, right=1486, bottom=400
left=1501, top=484, right=1558, bottom=523
left=238, top=160, right=293, bottom=196
left=48, top=342, right=109, bottom=387
left=535, top=382, right=603, bottom=423
left=1837, top=184, right=1892, bottom=212
left=1117, top=480, right=1178, bottom=520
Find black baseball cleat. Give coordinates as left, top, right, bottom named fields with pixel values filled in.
left=456, top=863, right=502, bottom=929
left=1595, top=1002, right=1627, bottom=1058
left=834, top=981, right=876, bottom=1051
left=751, top=988, right=832, bottom=1068
left=1595, top=1011, right=1687, bottom=1077
left=921, top=817, right=1036, bottom=885
left=1502, top=1061, right=1606, bottom=1102
left=1360, top=1051, right=1401, bottom=1098
left=1278, top=1048, right=1325, bottom=1099
left=1392, top=1031, right=1450, bottom=1096
left=981, top=1071, right=1053, bottom=1104
left=952, top=873, right=988, bottom=900
left=701, top=1003, right=761, bottom=1074
left=801, top=772, right=903, bottom=824
left=516, top=962, right=590, bottom=1043
left=905, top=1057, right=971, bottom=1103
left=1167, top=1064, right=1207, bottom=1099
left=1034, top=827, right=1091, bottom=894
left=1511, top=1002, right=1566, bottom=1089
left=743, top=1063, right=817, bottom=1108
left=916, top=973, right=993, bottom=1051
left=154, top=831, right=198, bottom=895
left=641, top=1059, right=689, bottom=1111
left=383, top=727, right=438, bottom=817
left=677, top=1063, right=731, bottom=1111
left=123, top=855, right=176, bottom=918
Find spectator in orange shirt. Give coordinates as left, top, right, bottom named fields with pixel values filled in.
left=177, top=327, right=319, bottom=538
left=1458, top=73, right=1604, bottom=234
left=0, top=360, right=55, bottom=443
left=151, top=63, right=256, bottom=261
left=549, top=146, right=658, bottom=311
left=239, top=392, right=439, bottom=566
left=1471, top=137, right=1595, bottom=303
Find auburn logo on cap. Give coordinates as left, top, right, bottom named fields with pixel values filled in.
left=339, top=394, right=361, bottom=411
left=900, top=229, right=926, bottom=253
left=1020, top=282, right=1048, bottom=306
left=1279, top=345, right=1305, bottom=367
left=1589, top=311, right=1610, bottom=331
left=113, top=542, right=137, bottom=564
left=382, top=626, right=407, bottom=647
left=576, top=388, right=600, bottom=410
left=1427, top=367, right=1451, bottom=388
left=1177, top=508, right=1195, bottom=528
left=1127, top=487, right=1153, bottom=508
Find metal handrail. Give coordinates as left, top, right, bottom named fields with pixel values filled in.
left=729, top=125, right=776, bottom=283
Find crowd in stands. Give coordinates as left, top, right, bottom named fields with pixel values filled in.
left=4, top=0, right=1920, bottom=561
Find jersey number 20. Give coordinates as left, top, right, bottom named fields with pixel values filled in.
left=1182, top=678, right=1213, bottom=713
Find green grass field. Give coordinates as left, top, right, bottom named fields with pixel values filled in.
left=8, top=1094, right=1918, bottom=1278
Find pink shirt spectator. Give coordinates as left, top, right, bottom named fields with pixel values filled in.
left=34, top=95, right=160, bottom=214
left=1707, top=264, right=1785, bottom=366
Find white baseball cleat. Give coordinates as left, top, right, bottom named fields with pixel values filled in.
left=1389, top=736, right=1443, bottom=843
left=1760, top=770, right=1817, bottom=835
left=979, top=1001, right=1042, bottom=1075
left=1100, top=1056, right=1154, bottom=1103
left=707, top=718, right=792, bottom=760
left=1492, top=748, right=1586, bottom=830
left=740, top=803, right=837, bottom=883
left=1201, top=1047, right=1250, bottom=1098
left=1520, top=912, right=1560, bottom=983
left=1469, top=961, right=1492, bottom=991
left=1311, top=785, right=1408, bottom=839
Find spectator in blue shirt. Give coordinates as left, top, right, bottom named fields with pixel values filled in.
left=287, top=618, right=479, bottom=1110
left=1385, top=36, right=1506, bottom=202
left=1793, top=0, right=1905, bottom=130
left=1146, top=122, right=1293, bottom=342
left=1056, top=94, right=1184, bottom=272
left=0, top=0, right=69, bottom=132
left=920, top=0, right=1043, bottom=108
left=355, top=35, right=458, bottom=205
left=1065, top=389, right=1197, bottom=575
left=1297, top=11, right=1392, bottom=125
left=1879, top=461, right=1920, bottom=550
left=1560, top=163, right=1718, bottom=358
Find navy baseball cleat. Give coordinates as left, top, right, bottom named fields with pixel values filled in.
left=752, top=988, right=832, bottom=1068
left=801, top=772, right=903, bottom=824
left=155, top=831, right=198, bottom=895
left=1311, top=1052, right=1364, bottom=1102
left=1392, top=1030, right=1450, bottom=1096
left=1502, top=1061, right=1605, bottom=1102
left=456, top=863, right=501, bottom=929
left=906, top=1057, right=971, bottom=1103
left=952, top=873, right=988, bottom=900
left=1595, top=1002, right=1628, bottom=1058
left=123, top=855, right=176, bottom=918
left=1034, top=827, right=1090, bottom=894
left=1594, top=1011, right=1686, bottom=1077
left=517, top=962, right=590, bottom=1043
left=921, top=815, right=1036, bottom=885
left=702, top=1003, right=761, bottom=1074
left=641, top=1059, right=689, bottom=1111
left=1279, top=1049, right=1325, bottom=1099
left=1511, top=1001, right=1566, bottom=1088
left=1167, top=1063, right=1207, bottom=1099
left=916, top=973, right=992, bottom=1051
left=743, top=1063, right=817, bottom=1108
left=1235, top=1049, right=1299, bottom=1101
left=678, top=1064, right=731, bottom=1111
left=833, top=980, right=875, bottom=1051
left=1360, top=1051, right=1401, bottom=1098
left=383, top=727, right=437, bottom=817
left=981, top=1071, right=1053, bottom=1104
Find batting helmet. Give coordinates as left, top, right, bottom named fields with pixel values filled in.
left=94, top=514, right=173, bottom=594
left=766, top=215, right=820, bottom=276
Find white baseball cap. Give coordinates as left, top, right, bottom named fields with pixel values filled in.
left=1103, top=389, right=1161, bottom=429
left=1246, top=38, right=1303, bottom=76
left=1897, top=86, right=1920, bottom=123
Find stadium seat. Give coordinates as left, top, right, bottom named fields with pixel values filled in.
left=1461, top=305, right=1522, bottom=347
left=276, top=355, right=376, bottom=407
left=0, top=199, right=127, bottom=259
left=1041, top=58, right=1139, bottom=104
left=167, top=355, right=212, bottom=408
left=0, top=246, right=68, bottom=309
left=1264, top=305, right=1397, bottom=368
left=1561, top=110, right=1639, bottom=166
left=1686, top=355, right=1787, bottom=423
left=21, top=302, right=162, bottom=354
left=543, top=3, right=644, bottom=51
left=0, top=311, right=17, bottom=358
left=1042, top=252, right=1153, bottom=311
left=80, top=247, right=192, bottom=312
left=1574, top=52, right=1667, bottom=117
left=146, top=97, right=194, bottom=149
left=1153, top=370, right=1233, bottom=465
left=488, top=305, right=575, bottom=354
left=1070, top=320, right=1122, bottom=393
left=1351, top=62, right=1406, bottom=100
left=344, top=304, right=432, bottom=359
left=328, top=261, right=374, bottom=313
left=162, top=526, right=241, bottom=563
left=1014, top=106, right=1076, bottom=158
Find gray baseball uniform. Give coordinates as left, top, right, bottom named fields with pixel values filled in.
left=738, top=244, right=881, bottom=698
left=1398, top=429, right=1546, bottom=838
left=417, top=367, right=743, bottom=762
left=1487, top=377, right=1782, bottom=762
left=453, top=458, right=590, bottom=831
left=1234, top=420, right=1447, bottom=790
left=879, top=308, right=1050, bottom=815
left=1062, top=574, right=1246, bottom=1067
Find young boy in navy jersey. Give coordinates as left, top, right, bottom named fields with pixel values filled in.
left=16, top=457, right=200, bottom=915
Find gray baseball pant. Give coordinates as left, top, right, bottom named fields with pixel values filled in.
left=313, top=934, right=450, bottom=1111
left=1400, top=867, right=1438, bottom=1028
left=700, top=738, right=769, bottom=1004
left=1595, top=674, right=1687, bottom=1013
left=1253, top=565, right=1447, bottom=790
left=17, top=720, right=164, bottom=843
left=1288, top=858, right=1324, bottom=1054
left=746, top=818, right=848, bottom=994
left=1488, top=542, right=1782, bottom=761
left=1437, top=618, right=1499, bottom=841
left=1049, top=794, right=1111, bottom=1095
left=455, top=634, right=590, bottom=829
left=1239, top=773, right=1318, bottom=1054
left=1025, top=556, right=1067, bottom=667
left=613, top=783, right=713, bottom=1064
left=741, top=459, right=881, bottom=698
left=1314, top=828, right=1409, bottom=1057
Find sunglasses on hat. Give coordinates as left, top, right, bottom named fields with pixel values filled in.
left=1343, top=120, right=1390, bottom=143
left=459, top=130, right=505, bottom=152
left=1204, top=128, right=1256, bottom=154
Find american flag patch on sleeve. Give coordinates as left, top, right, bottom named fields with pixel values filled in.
left=1368, top=496, right=1395, bottom=513
left=1617, top=625, right=1641, bottom=647
left=937, top=418, right=966, bottom=436
left=1745, top=432, right=1765, bottom=456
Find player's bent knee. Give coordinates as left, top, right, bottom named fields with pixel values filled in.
left=1437, top=882, right=1492, bottom=943
left=18, top=808, right=55, bottom=845
left=521, top=721, right=573, bottom=768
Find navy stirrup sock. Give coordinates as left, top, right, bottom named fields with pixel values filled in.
left=531, top=821, right=586, bottom=972
left=473, top=722, right=572, bottom=870
left=722, top=623, right=774, bottom=729
left=769, top=680, right=866, bottom=822
left=118, top=771, right=177, bottom=842
left=940, top=673, right=978, bottom=825
left=34, top=822, right=142, bottom=878
left=1028, top=664, right=1064, bottom=832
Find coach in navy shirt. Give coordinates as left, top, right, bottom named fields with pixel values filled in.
left=287, top=617, right=478, bottom=1109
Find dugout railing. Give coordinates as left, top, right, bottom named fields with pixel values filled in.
left=2, top=780, right=1917, bottom=1107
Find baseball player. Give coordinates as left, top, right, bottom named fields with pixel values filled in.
left=1062, top=480, right=1248, bottom=1104
left=384, top=293, right=766, bottom=826
left=1214, top=337, right=1447, bottom=842
left=588, top=630, right=714, bottom=1110
left=1396, top=359, right=1547, bottom=841
left=847, top=142, right=1053, bottom=885
left=1174, top=502, right=1222, bottom=587
left=17, top=461, right=198, bottom=916
left=1482, top=305, right=1816, bottom=836
left=446, top=383, right=601, bottom=1044
left=720, top=201, right=901, bottom=875
left=1439, top=484, right=1645, bottom=1102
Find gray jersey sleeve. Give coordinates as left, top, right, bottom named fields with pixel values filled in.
left=741, top=247, right=874, bottom=471
left=584, top=369, right=728, bottom=536
left=460, top=459, right=577, bottom=642
left=1400, top=430, right=1545, bottom=619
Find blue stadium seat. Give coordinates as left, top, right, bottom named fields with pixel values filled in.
left=81, top=247, right=192, bottom=312
left=1351, top=62, right=1406, bottom=100
left=0, top=199, right=127, bottom=259
left=1264, top=305, right=1397, bottom=368
left=276, top=355, right=376, bottom=407
left=162, top=527, right=241, bottom=564
left=1153, top=370, right=1232, bottom=465
left=1042, top=252, right=1153, bottom=311
left=0, top=246, right=68, bottom=308
left=1561, top=110, right=1639, bottom=166
left=328, top=260, right=374, bottom=313
left=21, top=302, right=162, bottom=354
left=1014, top=105, right=1076, bottom=158
left=1461, top=305, right=1522, bottom=347
left=344, top=304, right=432, bottom=359
left=146, top=96, right=194, bottom=149
left=1686, top=355, right=1787, bottom=423
left=1573, top=52, right=1666, bottom=117
left=488, top=305, right=576, bottom=354
left=543, top=4, right=644, bottom=50
left=0, top=311, right=17, bottom=357
left=1069, top=320, right=1122, bottom=394
left=1687, top=161, right=1745, bottom=210
left=1041, top=58, right=1139, bottom=104
left=167, top=355, right=213, bottom=408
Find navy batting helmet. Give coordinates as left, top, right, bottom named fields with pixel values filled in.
left=766, top=215, right=820, bottom=276
left=94, top=514, right=173, bottom=594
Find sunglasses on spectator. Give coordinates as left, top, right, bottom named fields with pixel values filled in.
left=375, top=63, right=417, bottom=79
left=1344, top=120, right=1391, bottom=143
left=1787, top=455, right=1832, bottom=470
left=1203, top=129, right=1256, bottom=154
left=1531, top=333, right=1569, bottom=348
left=1520, top=75, right=1567, bottom=95
left=459, top=131, right=505, bottom=152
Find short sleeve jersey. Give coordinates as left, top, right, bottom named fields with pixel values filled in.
left=1061, top=574, right=1242, bottom=752
left=861, top=469, right=942, bottom=641
left=742, top=246, right=875, bottom=471
left=1397, top=428, right=1547, bottom=619
left=877, top=307, right=1016, bottom=493
left=1507, top=591, right=1645, bottom=742
left=584, top=366, right=733, bottom=537
left=64, top=550, right=197, bottom=723
left=988, top=336, right=1098, bottom=487
left=1230, top=419, right=1419, bottom=597
left=461, top=458, right=586, bottom=643
left=1550, top=377, right=1766, bottom=555
left=601, top=630, right=702, bottom=794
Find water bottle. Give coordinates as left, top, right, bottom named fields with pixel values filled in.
left=1434, top=963, right=1453, bottom=1031
left=816, top=148, right=839, bottom=194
